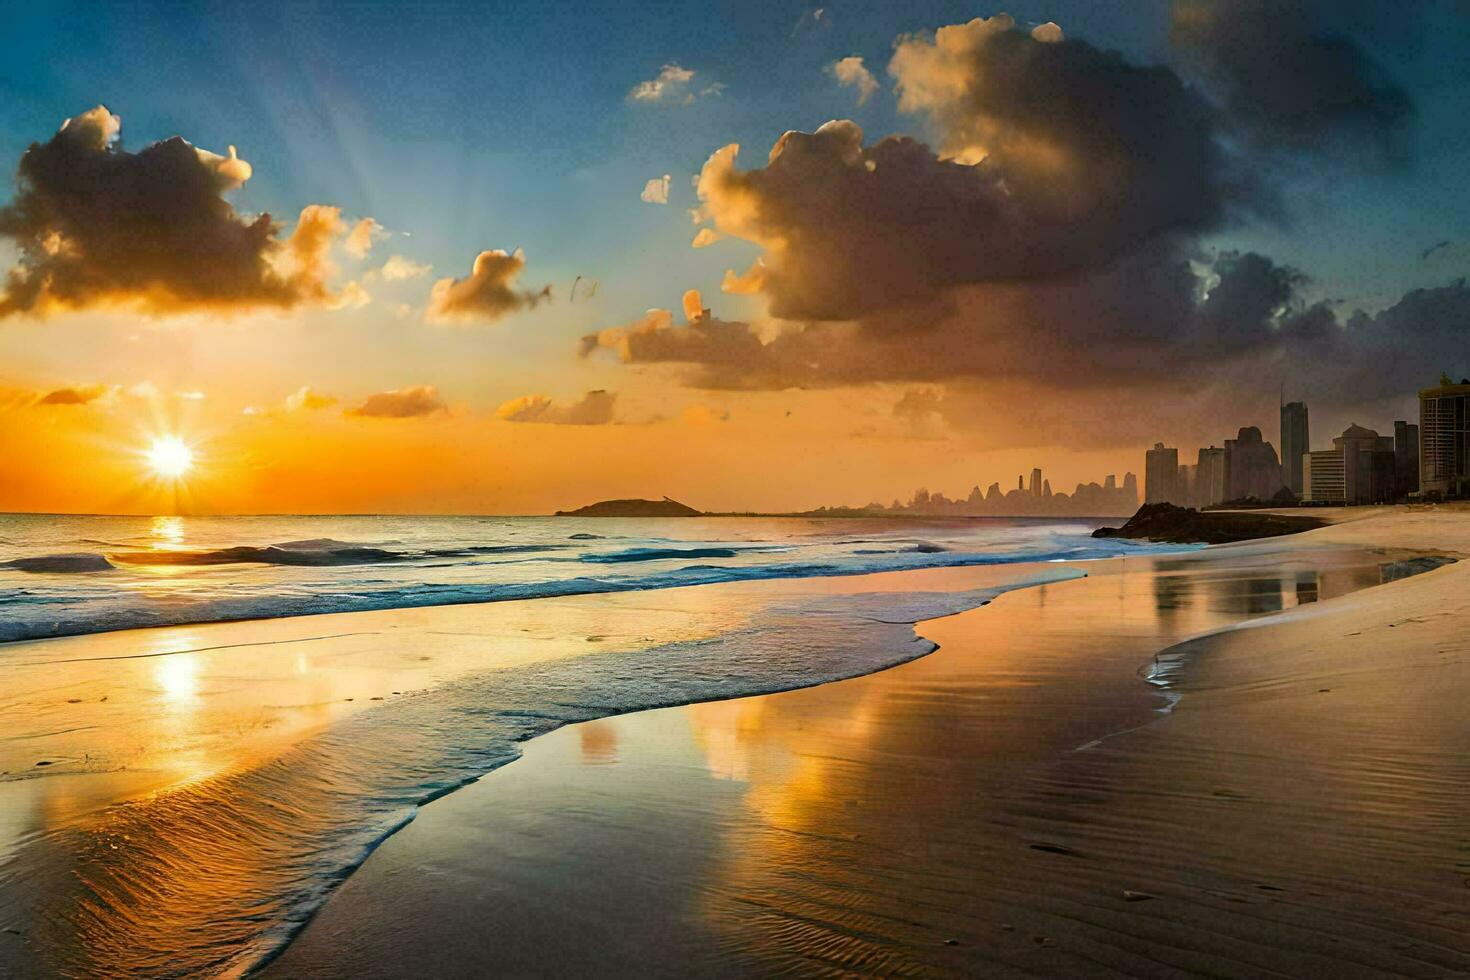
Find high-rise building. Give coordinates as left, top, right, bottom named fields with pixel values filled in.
left=1280, top=401, right=1309, bottom=497
left=1145, top=443, right=1179, bottom=504
left=1394, top=421, right=1419, bottom=496
left=1303, top=450, right=1346, bottom=503
left=1194, top=446, right=1226, bottom=508
left=1223, top=427, right=1282, bottom=501
left=1304, top=424, right=1399, bottom=504
left=1029, top=468, right=1043, bottom=498
left=1419, top=378, right=1470, bottom=498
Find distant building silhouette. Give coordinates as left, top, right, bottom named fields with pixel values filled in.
left=1304, top=424, right=1398, bottom=504
left=1223, top=426, right=1282, bottom=501
left=1280, top=401, right=1309, bottom=498
left=1394, top=420, right=1419, bottom=496
left=1419, top=378, right=1470, bottom=498
left=1193, top=446, right=1226, bottom=508
left=1145, top=443, right=1179, bottom=504
left=818, top=466, right=1139, bottom=517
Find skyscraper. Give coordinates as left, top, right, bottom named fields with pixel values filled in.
left=1223, top=426, right=1282, bottom=501
left=1280, top=401, right=1309, bottom=497
left=1394, top=420, right=1419, bottom=497
left=1145, top=443, right=1179, bottom=504
left=1420, top=378, right=1470, bottom=498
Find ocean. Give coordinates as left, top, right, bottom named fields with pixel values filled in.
left=0, top=514, right=1190, bottom=975
left=0, top=513, right=1168, bottom=643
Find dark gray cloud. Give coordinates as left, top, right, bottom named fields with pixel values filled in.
left=696, top=12, right=1235, bottom=323
left=1171, top=0, right=1414, bottom=165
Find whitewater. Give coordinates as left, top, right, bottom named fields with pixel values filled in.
left=0, top=513, right=1182, bottom=642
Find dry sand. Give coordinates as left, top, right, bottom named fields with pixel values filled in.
left=264, top=507, right=1470, bottom=978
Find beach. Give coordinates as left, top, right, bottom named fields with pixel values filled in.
left=1, top=508, right=1465, bottom=977
left=261, top=507, right=1470, bottom=977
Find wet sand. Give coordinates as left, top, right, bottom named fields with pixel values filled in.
left=265, top=510, right=1469, bottom=977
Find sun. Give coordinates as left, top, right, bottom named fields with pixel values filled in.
left=145, top=435, right=195, bottom=479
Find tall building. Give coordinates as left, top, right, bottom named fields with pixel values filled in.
left=1394, top=421, right=1420, bottom=496
left=1194, top=446, right=1226, bottom=508
left=1223, top=427, right=1282, bottom=501
left=1303, top=450, right=1346, bottom=503
left=1280, top=401, right=1309, bottom=497
left=1029, top=467, right=1043, bottom=498
left=1304, top=424, right=1399, bottom=504
left=1145, top=443, right=1179, bottom=504
left=1419, top=378, right=1470, bottom=498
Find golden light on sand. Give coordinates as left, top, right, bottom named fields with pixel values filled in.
left=145, top=435, right=195, bottom=479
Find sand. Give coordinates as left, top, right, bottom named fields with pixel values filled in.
left=263, top=506, right=1470, bottom=978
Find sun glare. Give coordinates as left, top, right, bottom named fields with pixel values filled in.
left=146, top=435, right=195, bottom=479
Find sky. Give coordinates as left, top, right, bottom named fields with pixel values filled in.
left=0, top=0, right=1467, bottom=514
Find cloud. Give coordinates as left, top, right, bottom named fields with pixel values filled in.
left=641, top=174, right=672, bottom=204
left=37, top=384, right=111, bottom=406
left=496, top=389, right=617, bottom=425
left=425, top=249, right=551, bottom=324
left=343, top=218, right=387, bottom=259
left=347, top=385, right=445, bottom=419
left=693, top=84, right=1224, bottom=323
left=628, top=64, right=707, bottom=105
left=828, top=56, right=879, bottom=105
left=1170, top=0, right=1413, bottom=165
left=691, top=228, right=721, bottom=248
left=379, top=254, right=431, bottom=281
left=284, top=386, right=337, bottom=412
left=0, top=106, right=357, bottom=317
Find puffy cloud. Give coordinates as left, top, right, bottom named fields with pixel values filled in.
left=347, top=385, right=445, bottom=419
left=425, top=249, right=551, bottom=324
left=284, top=386, right=337, bottom=412
left=828, top=56, right=879, bottom=105
left=1170, top=0, right=1413, bottom=164
left=496, top=389, right=617, bottom=425
left=379, top=254, right=431, bottom=281
left=641, top=174, right=672, bottom=204
left=628, top=64, right=708, bottom=105
left=0, top=106, right=357, bottom=317
left=343, top=218, right=386, bottom=259
left=694, top=109, right=1222, bottom=321
left=691, top=228, right=721, bottom=248
left=37, top=383, right=111, bottom=406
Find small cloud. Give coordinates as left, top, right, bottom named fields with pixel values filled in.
left=347, top=385, right=445, bottom=419
left=284, top=385, right=336, bottom=412
left=496, top=389, right=616, bottom=425
left=425, top=249, right=551, bottom=325
left=1030, top=22, right=1063, bottom=43
left=828, top=56, right=878, bottom=106
left=178, top=390, right=206, bottom=401
left=628, top=64, right=718, bottom=105
left=379, top=254, right=431, bottom=281
left=327, top=280, right=371, bottom=310
left=691, top=228, right=722, bottom=248
left=344, top=218, right=387, bottom=259
left=641, top=174, right=672, bottom=204
left=37, top=383, right=111, bottom=406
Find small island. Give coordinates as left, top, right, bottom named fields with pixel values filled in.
left=1092, top=502, right=1327, bottom=544
left=555, top=497, right=703, bottom=518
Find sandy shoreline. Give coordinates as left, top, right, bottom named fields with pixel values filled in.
left=263, top=507, right=1470, bottom=978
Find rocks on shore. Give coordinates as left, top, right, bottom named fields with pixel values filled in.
left=1092, top=503, right=1326, bottom=545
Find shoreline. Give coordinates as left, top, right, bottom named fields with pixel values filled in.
left=267, top=517, right=1470, bottom=975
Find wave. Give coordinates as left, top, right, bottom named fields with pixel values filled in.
left=581, top=546, right=742, bottom=563
left=1, top=552, right=115, bottom=573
